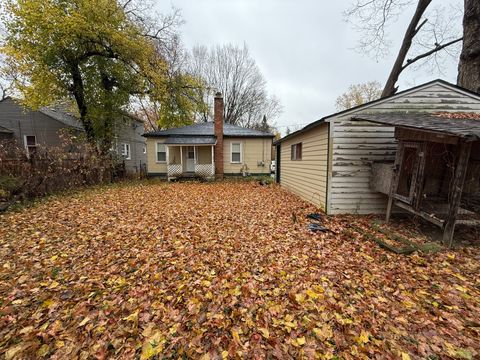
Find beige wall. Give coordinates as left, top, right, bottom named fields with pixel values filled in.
left=197, top=146, right=213, bottom=164
left=223, top=137, right=272, bottom=175
left=279, top=124, right=329, bottom=211
left=146, top=138, right=167, bottom=174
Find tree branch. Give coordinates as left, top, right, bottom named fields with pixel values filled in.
left=402, top=37, right=463, bottom=70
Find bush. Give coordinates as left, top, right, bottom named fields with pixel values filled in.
left=0, top=134, right=119, bottom=204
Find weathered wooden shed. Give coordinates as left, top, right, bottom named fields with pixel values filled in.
left=352, top=113, right=480, bottom=246
left=274, top=79, right=480, bottom=216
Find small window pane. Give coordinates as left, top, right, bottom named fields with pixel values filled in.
left=232, top=143, right=240, bottom=153
left=157, top=144, right=166, bottom=162
left=232, top=152, right=241, bottom=162
left=26, top=135, right=36, bottom=146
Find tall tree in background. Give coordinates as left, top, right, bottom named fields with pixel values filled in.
left=457, top=0, right=480, bottom=93
left=187, top=43, right=282, bottom=129
left=345, top=0, right=480, bottom=96
left=335, top=81, right=383, bottom=110
left=0, top=0, right=203, bottom=152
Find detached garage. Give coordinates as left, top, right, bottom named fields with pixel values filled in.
left=274, top=79, right=480, bottom=215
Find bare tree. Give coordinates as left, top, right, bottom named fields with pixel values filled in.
left=345, top=0, right=464, bottom=97
left=187, top=43, right=282, bottom=128
left=335, top=81, right=383, bottom=110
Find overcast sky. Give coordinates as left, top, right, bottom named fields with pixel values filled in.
left=157, top=0, right=460, bottom=133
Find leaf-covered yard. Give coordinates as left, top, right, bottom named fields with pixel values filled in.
left=0, top=181, right=479, bottom=359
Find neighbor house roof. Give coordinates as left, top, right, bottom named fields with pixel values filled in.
left=39, top=107, right=84, bottom=130
left=275, top=79, right=480, bottom=144
left=143, top=122, right=275, bottom=138
left=352, top=112, right=480, bottom=141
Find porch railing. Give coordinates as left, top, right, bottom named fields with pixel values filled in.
left=167, top=163, right=215, bottom=178
left=167, top=164, right=182, bottom=177
left=195, top=163, right=215, bottom=177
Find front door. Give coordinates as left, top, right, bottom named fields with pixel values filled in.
left=186, top=146, right=195, bottom=172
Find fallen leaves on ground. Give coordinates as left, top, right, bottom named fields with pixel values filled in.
left=0, top=181, right=479, bottom=359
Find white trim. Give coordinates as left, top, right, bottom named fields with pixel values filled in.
left=180, top=146, right=183, bottom=166
left=156, top=142, right=167, bottom=163
left=211, top=145, right=214, bottom=164
left=121, top=143, right=131, bottom=160
left=230, top=141, right=242, bottom=164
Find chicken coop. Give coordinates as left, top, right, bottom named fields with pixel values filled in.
left=353, top=112, right=480, bottom=246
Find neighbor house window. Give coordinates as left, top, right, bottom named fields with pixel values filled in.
left=156, top=143, right=167, bottom=163
left=143, top=147, right=146, bottom=154
left=231, top=142, right=242, bottom=163
left=121, top=143, right=131, bottom=160
left=291, top=143, right=302, bottom=160
left=24, top=135, right=37, bottom=156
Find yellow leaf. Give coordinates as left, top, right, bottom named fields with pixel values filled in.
left=296, top=336, right=306, bottom=345
left=306, top=288, right=319, bottom=300
left=231, top=329, right=241, bottom=343
left=79, top=317, right=90, bottom=327
left=123, top=310, right=139, bottom=322
left=356, top=330, right=370, bottom=345
left=401, top=352, right=411, bottom=360
left=12, top=299, right=22, bottom=305
left=42, top=299, right=56, bottom=309
left=222, top=350, right=229, bottom=359
left=259, top=327, right=269, bottom=339
left=5, top=343, right=29, bottom=360
left=49, top=281, right=59, bottom=289
left=200, top=354, right=210, bottom=360
left=140, top=332, right=163, bottom=360
left=295, top=293, right=306, bottom=304
left=313, top=324, right=333, bottom=341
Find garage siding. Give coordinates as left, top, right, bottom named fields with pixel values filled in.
left=328, top=82, right=480, bottom=214
left=279, top=124, right=328, bottom=210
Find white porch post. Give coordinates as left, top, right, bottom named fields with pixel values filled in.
left=211, top=145, right=214, bottom=164
left=180, top=146, right=183, bottom=172
left=194, top=146, right=197, bottom=164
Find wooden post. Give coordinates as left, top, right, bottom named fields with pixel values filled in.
left=443, top=140, right=472, bottom=247
left=386, top=142, right=404, bottom=222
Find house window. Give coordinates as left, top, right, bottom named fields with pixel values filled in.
left=231, top=142, right=242, bottom=163
left=143, top=147, right=146, bottom=154
left=121, top=143, right=131, bottom=160
left=24, top=135, right=37, bottom=156
left=156, top=143, right=167, bottom=163
left=291, top=143, right=302, bottom=160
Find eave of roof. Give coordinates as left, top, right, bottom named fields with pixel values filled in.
left=143, top=121, right=275, bottom=138
left=274, top=79, right=480, bottom=145
left=352, top=113, right=480, bottom=140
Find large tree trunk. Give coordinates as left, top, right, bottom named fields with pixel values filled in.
left=381, top=0, right=432, bottom=98
left=457, top=0, right=480, bottom=94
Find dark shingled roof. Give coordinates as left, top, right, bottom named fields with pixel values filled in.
left=164, top=136, right=217, bottom=145
left=352, top=112, right=480, bottom=140
left=143, top=122, right=274, bottom=138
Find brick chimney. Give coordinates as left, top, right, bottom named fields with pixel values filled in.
left=214, top=92, right=224, bottom=178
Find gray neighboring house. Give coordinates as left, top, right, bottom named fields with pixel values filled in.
left=0, top=97, right=146, bottom=173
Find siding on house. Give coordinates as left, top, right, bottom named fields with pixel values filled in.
left=223, top=137, right=272, bottom=175
left=113, top=117, right=146, bottom=173
left=278, top=124, right=329, bottom=210
left=327, top=82, right=480, bottom=215
left=146, top=137, right=167, bottom=175
left=0, top=98, right=79, bottom=147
